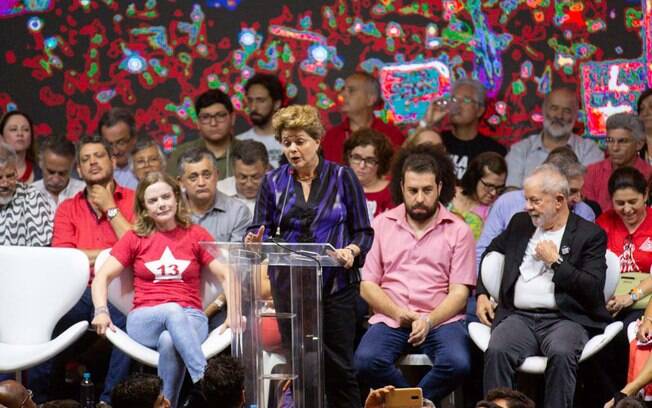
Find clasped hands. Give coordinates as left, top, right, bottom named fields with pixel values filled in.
left=394, top=308, right=431, bottom=346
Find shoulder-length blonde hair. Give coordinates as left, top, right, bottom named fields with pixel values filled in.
left=134, top=172, right=192, bottom=236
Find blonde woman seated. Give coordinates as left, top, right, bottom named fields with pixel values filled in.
left=449, top=152, right=507, bottom=239
left=91, top=172, right=231, bottom=408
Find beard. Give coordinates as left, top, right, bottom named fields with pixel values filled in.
left=529, top=207, right=556, bottom=228
left=406, top=202, right=438, bottom=221
left=250, top=110, right=274, bottom=127
left=543, top=117, right=574, bottom=139
left=0, top=190, right=14, bottom=206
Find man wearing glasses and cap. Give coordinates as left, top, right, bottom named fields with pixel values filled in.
left=421, top=78, right=507, bottom=179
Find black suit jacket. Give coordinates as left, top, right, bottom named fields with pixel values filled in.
left=477, top=212, right=612, bottom=330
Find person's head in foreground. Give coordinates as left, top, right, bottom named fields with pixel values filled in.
left=185, top=355, right=245, bottom=408
left=475, top=387, right=535, bottom=408
left=111, top=373, right=170, bottom=408
left=523, top=164, right=570, bottom=230
left=0, top=380, right=36, bottom=408
left=134, top=171, right=191, bottom=236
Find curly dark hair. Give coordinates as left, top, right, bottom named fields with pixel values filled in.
left=343, top=128, right=394, bottom=177
left=483, top=387, right=535, bottom=408
left=111, top=373, right=162, bottom=408
left=202, top=355, right=245, bottom=408
left=390, top=143, right=456, bottom=205
left=460, top=151, right=507, bottom=199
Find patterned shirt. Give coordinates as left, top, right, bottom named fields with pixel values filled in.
left=0, top=183, right=54, bottom=246
left=249, top=159, right=374, bottom=294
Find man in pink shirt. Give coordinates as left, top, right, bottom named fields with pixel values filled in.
left=354, top=145, right=476, bottom=404
left=583, top=112, right=652, bottom=211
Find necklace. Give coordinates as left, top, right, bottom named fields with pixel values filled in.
left=296, top=173, right=315, bottom=182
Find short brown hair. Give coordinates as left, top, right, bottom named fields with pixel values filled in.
left=343, top=128, right=394, bottom=177
left=272, top=105, right=324, bottom=142
left=134, top=172, right=191, bottom=236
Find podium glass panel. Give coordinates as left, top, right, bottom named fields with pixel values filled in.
left=201, top=242, right=340, bottom=408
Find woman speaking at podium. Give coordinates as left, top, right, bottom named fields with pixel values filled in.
left=245, top=105, right=374, bottom=407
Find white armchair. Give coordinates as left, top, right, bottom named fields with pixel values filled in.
left=95, top=249, right=232, bottom=367
left=0, top=246, right=90, bottom=376
left=468, top=250, right=624, bottom=374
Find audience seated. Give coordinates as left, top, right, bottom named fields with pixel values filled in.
left=636, top=88, right=652, bottom=165
left=405, top=127, right=445, bottom=150
left=505, top=88, right=603, bottom=188
left=131, top=136, right=166, bottom=182
left=423, top=78, right=507, bottom=178
left=355, top=144, right=474, bottom=405
left=99, top=108, right=139, bottom=189
left=0, top=142, right=53, bottom=246
left=449, top=152, right=506, bottom=240
left=236, top=73, right=285, bottom=167
left=168, top=90, right=237, bottom=179
left=0, top=111, right=40, bottom=183
left=33, top=135, right=85, bottom=210
left=321, top=71, right=404, bottom=162
left=477, top=146, right=595, bottom=267
left=0, top=380, right=36, bottom=408
left=583, top=112, right=652, bottom=212
left=343, top=128, right=395, bottom=218
left=475, top=387, right=535, bottom=408
left=184, top=355, right=245, bottom=408
left=111, top=373, right=170, bottom=408
left=476, top=164, right=612, bottom=408
left=28, top=134, right=134, bottom=406
left=217, top=139, right=268, bottom=215
left=178, top=147, right=251, bottom=242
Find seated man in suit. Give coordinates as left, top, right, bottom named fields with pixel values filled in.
left=476, top=164, right=612, bottom=408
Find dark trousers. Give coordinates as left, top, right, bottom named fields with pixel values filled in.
left=354, top=320, right=471, bottom=403
left=28, top=288, right=131, bottom=404
left=484, top=310, right=588, bottom=408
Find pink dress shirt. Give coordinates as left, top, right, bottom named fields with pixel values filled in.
left=362, top=203, right=477, bottom=329
left=583, top=158, right=652, bottom=211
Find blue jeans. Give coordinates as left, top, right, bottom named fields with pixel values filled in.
left=127, top=303, right=208, bottom=408
left=354, top=320, right=471, bottom=402
left=28, top=287, right=130, bottom=404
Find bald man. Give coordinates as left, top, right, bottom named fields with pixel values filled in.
left=0, top=380, right=36, bottom=408
left=505, top=88, right=603, bottom=188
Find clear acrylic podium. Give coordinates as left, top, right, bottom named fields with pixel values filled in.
left=201, top=242, right=341, bottom=408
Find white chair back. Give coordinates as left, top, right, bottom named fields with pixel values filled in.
left=480, top=252, right=504, bottom=301
left=604, top=250, right=620, bottom=301
left=96, top=249, right=224, bottom=315
left=0, top=246, right=89, bottom=345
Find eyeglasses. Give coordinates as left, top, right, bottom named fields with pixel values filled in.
left=20, top=389, right=33, bottom=408
left=198, top=111, right=230, bottom=124
left=605, top=137, right=634, bottom=145
left=349, top=154, right=379, bottom=167
left=108, top=136, right=132, bottom=149
left=134, top=156, right=161, bottom=169
left=479, top=178, right=505, bottom=193
left=450, top=95, right=480, bottom=106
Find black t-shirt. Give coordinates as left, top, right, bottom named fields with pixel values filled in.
left=442, top=130, right=507, bottom=179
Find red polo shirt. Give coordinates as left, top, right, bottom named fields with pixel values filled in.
left=321, top=117, right=405, bottom=163
left=53, top=183, right=135, bottom=281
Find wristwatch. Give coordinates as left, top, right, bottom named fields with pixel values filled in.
left=550, top=256, right=563, bottom=270
left=630, top=287, right=643, bottom=302
left=106, top=207, right=119, bottom=220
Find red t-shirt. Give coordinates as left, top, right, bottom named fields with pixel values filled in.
left=365, top=185, right=395, bottom=217
left=321, top=117, right=404, bottom=163
left=53, top=184, right=135, bottom=282
left=597, top=208, right=652, bottom=273
left=110, top=225, right=215, bottom=310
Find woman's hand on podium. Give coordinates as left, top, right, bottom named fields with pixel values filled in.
left=332, top=247, right=355, bottom=269
left=245, top=225, right=265, bottom=244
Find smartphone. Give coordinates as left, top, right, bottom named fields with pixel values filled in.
left=385, top=387, right=423, bottom=408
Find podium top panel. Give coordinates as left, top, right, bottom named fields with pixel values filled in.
left=200, top=242, right=343, bottom=267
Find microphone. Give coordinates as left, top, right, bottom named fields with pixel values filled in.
left=275, top=167, right=293, bottom=237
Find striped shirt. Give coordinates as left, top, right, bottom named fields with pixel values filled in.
left=249, top=158, right=374, bottom=294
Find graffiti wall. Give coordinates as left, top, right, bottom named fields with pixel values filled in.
left=0, top=0, right=647, bottom=149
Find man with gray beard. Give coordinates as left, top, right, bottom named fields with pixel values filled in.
left=505, top=88, right=603, bottom=188
left=476, top=164, right=612, bottom=408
